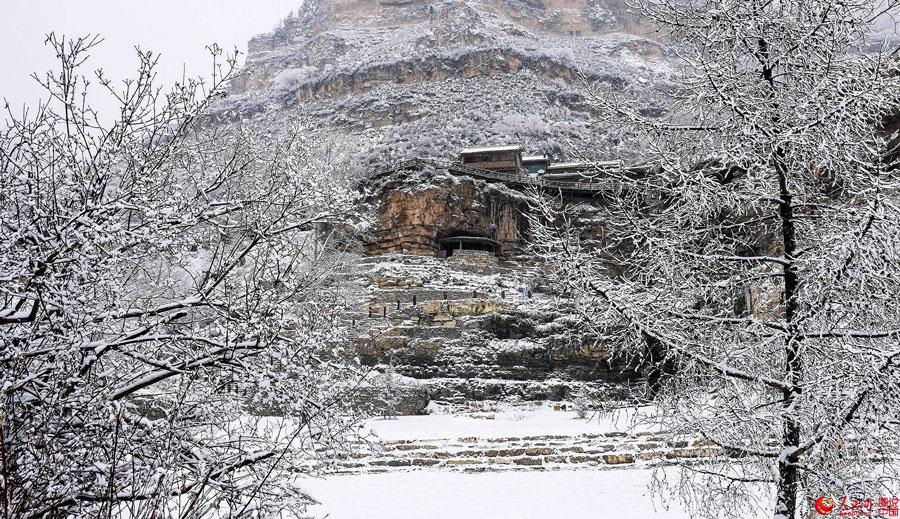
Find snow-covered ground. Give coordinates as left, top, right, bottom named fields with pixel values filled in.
left=303, top=467, right=768, bottom=519
left=363, top=403, right=656, bottom=441
left=298, top=404, right=773, bottom=518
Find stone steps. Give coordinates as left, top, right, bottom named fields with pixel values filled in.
left=360, top=255, right=544, bottom=292
left=332, top=431, right=720, bottom=474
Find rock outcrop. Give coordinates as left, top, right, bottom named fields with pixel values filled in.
left=360, top=158, right=615, bottom=257
left=344, top=250, right=639, bottom=407
left=220, top=0, right=674, bottom=412
left=364, top=164, right=531, bottom=256
left=340, top=156, right=643, bottom=408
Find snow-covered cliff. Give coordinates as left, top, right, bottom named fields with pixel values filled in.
left=216, top=0, right=676, bottom=167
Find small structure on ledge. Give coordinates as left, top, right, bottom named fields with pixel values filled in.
left=544, top=160, right=622, bottom=180
left=521, top=155, right=549, bottom=175
left=439, top=235, right=502, bottom=257
left=460, top=145, right=523, bottom=173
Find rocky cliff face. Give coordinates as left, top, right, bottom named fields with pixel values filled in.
left=216, top=0, right=674, bottom=412
left=363, top=162, right=532, bottom=256
left=217, top=0, right=676, bottom=167
left=346, top=252, right=639, bottom=411
left=340, top=160, right=642, bottom=411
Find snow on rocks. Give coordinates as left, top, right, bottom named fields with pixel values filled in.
left=329, top=403, right=717, bottom=475
left=345, top=253, right=640, bottom=405
left=214, top=0, right=677, bottom=169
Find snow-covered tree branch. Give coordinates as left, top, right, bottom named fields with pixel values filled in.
left=528, top=2, right=900, bottom=518
left=1, top=34, right=364, bottom=517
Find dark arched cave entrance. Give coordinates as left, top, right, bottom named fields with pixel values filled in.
left=438, top=232, right=501, bottom=258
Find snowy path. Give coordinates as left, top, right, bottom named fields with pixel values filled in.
left=303, top=468, right=767, bottom=519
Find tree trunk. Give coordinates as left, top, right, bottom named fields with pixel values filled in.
left=774, top=157, right=803, bottom=519
left=641, top=332, right=677, bottom=398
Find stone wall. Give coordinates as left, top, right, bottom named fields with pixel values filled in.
left=348, top=252, right=640, bottom=405
left=448, top=249, right=499, bottom=266
left=337, top=432, right=720, bottom=474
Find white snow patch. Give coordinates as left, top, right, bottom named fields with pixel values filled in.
left=303, top=467, right=767, bottom=519
left=364, top=404, right=655, bottom=441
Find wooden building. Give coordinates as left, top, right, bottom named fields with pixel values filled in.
left=543, top=160, right=622, bottom=180
left=459, top=145, right=523, bottom=173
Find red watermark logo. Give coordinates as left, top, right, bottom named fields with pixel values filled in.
left=816, top=497, right=836, bottom=515
left=814, top=496, right=899, bottom=517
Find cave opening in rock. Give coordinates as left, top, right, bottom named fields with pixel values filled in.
left=438, top=232, right=501, bottom=257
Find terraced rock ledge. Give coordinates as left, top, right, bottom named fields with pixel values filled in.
left=339, top=432, right=719, bottom=474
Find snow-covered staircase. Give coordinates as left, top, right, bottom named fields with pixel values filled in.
left=337, top=432, right=717, bottom=474
left=331, top=406, right=719, bottom=475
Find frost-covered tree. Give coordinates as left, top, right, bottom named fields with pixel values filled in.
left=1, top=35, right=363, bottom=517
left=529, top=2, right=900, bottom=518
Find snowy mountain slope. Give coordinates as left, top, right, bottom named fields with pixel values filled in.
left=215, top=0, right=677, bottom=167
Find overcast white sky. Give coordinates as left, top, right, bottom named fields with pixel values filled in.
left=1, top=1, right=301, bottom=113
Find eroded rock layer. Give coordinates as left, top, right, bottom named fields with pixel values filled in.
left=217, top=0, right=675, bottom=166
